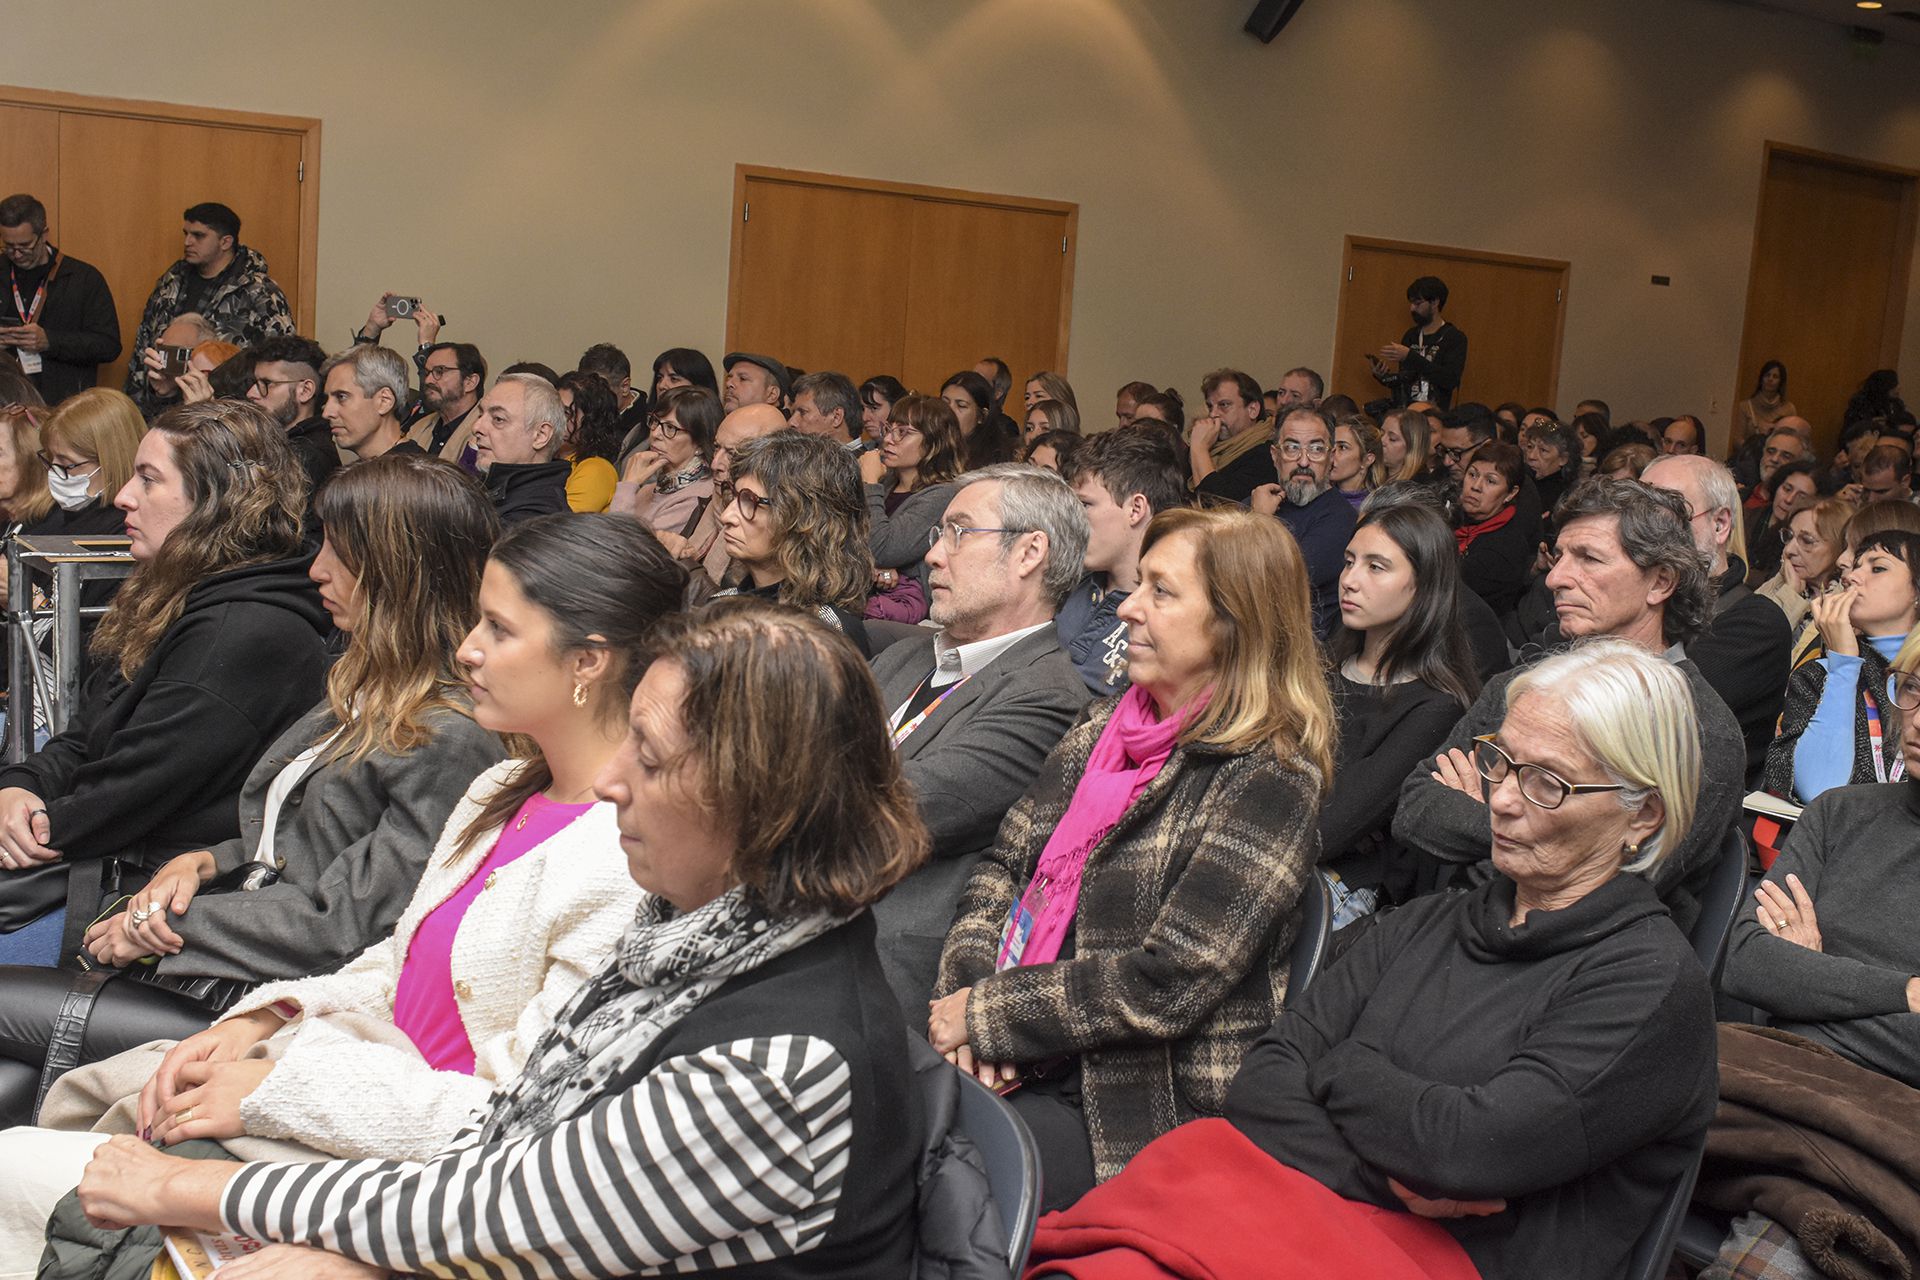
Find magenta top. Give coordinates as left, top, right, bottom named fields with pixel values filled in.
left=390, top=793, right=595, bottom=1074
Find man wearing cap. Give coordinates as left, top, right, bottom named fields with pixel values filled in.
left=722, top=351, right=790, bottom=412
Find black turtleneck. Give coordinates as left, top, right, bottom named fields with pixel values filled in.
left=1224, top=873, right=1716, bottom=1280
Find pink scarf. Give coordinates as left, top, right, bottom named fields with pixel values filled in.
left=997, top=684, right=1200, bottom=970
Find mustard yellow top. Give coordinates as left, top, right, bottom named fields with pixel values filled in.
left=566, top=456, right=618, bottom=513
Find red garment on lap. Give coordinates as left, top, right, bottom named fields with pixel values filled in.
left=1025, top=1119, right=1481, bottom=1280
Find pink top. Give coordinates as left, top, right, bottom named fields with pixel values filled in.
left=390, top=793, right=595, bottom=1074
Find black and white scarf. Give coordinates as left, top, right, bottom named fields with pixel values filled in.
left=482, top=887, right=839, bottom=1142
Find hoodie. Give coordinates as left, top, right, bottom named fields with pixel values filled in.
left=0, top=552, right=331, bottom=877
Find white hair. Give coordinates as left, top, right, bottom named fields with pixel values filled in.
left=949, top=462, right=1091, bottom=607
left=1505, top=638, right=1701, bottom=874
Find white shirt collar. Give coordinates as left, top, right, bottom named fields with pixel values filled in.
left=929, top=621, right=1053, bottom=688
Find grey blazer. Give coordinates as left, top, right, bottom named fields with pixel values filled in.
left=153, top=700, right=507, bottom=984
left=868, top=627, right=1090, bottom=1009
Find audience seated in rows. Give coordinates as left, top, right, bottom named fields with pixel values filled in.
left=58, top=601, right=941, bottom=1277
left=612, top=384, right=718, bottom=538
left=869, top=464, right=1090, bottom=1009
left=0, top=455, right=506, bottom=1123
left=1029, top=641, right=1713, bottom=1280
left=931, top=506, right=1332, bottom=1210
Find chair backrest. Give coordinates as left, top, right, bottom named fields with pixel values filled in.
left=1285, top=871, right=1334, bottom=1009
left=952, top=1069, right=1043, bottom=1275
left=865, top=617, right=935, bottom=653
left=1690, top=825, right=1752, bottom=976
left=1621, top=1139, right=1704, bottom=1280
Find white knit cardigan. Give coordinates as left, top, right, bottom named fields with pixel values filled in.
left=222, top=760, right=640, bottom=1161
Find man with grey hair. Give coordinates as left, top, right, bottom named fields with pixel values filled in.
left=319, top=344, right=418, bottom=462
left=1395, top=477, right=1745, bottom=934
left=787, top=370, right=863, bottom=449
left=1250, top=405, right=1357, bottom=638
left=473, top=372, right=570, bottom=522
left=869, top=462, right=1091, bottom=1008
left=1643, top=454, right=1792, bottom=781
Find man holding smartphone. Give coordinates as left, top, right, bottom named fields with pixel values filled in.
left=1368, top=275, right=1468, bottom=411
left=0, top=193, right=121, bottom=406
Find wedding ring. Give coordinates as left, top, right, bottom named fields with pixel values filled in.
left=128, top=905, right=153, bottom=925
left=1777, top=917, right=1788, bottom=928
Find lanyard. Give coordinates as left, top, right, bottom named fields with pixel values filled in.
left=9, top=249, right=60, bottom=326
left=889, top=673, right=971, bottom=747
left=1864, top=683, right=1905, bottom=783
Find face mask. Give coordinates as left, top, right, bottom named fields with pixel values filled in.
left=48, top=469, right=95, bottom=511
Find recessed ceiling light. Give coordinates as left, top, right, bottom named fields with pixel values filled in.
left=1858, top=1, right=1884, bottom=9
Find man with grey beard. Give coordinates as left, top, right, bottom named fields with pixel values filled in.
left=1252, top=404, right=1356, bottom=637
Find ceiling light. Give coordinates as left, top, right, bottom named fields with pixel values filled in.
left=1858, top=1, right=1884, bottom=9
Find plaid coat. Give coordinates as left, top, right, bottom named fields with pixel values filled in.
left=934, top=698, right=1322, bottom=1183
left=125, top=245, right=293, bottom=409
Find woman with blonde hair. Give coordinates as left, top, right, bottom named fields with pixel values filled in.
left=1379, top=406, right=1437, bottom=488
left=1025, top=369, right=1079, bottom=414
left=28, top=386, right=142, bottom=539
left=1330, top=414, right=1383, bottom=511
left=0, top=404, right=53, bottom=530
left=1023, top=396, right=1081, bottom=443
left=0, top=400, right=332, bottom=965
left=930, top=505, right=1332, bottom=1211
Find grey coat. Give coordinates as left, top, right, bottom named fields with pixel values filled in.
left=153, top=700, right=506, bottom=984
left=869, top=628, right=1089, bottom=1009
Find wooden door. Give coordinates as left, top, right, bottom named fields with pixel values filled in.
left=1735, top=144, right=1917, bottom=458
left=0, top=86, right=319, bottom=396
left=1330, top=237, right=1569, bottom=414
left=728, top=166, right=1076, bottom=398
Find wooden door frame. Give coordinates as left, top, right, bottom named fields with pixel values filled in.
left=725, top=164, right=1078, bottom=370
left=0, top=84, right=322, bottom=334
left=1332, top=235, right=1571, bottom=406
left=1734, top=141, right=1919, bottom=419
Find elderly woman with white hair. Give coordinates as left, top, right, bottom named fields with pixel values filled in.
left=1024, top=639, right=1720, bottom=1280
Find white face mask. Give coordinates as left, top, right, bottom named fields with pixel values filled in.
left=48, top=469, right=95, bottom=511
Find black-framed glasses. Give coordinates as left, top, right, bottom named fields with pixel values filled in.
left=422, top=364, right=461, bottom=380
left=732, top=488, right=772, bottom=522
left=1471, top=735, right=1630, bottom=810
left=1893, top=674, right=1920, bottom=711
left=1, top=232, right=42, bottom=259
left=928, top=522, right=1027, bottom=553
left=1436, top=443, right=1481, bottom=465
left=649, top=415, right=683, bottom=438
left=34, top=451, right=98, bottom=482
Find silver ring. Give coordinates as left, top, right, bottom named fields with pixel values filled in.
left=128, top=905, right=153, bottom=926
left=1777, top=917, right=1789, bottom=928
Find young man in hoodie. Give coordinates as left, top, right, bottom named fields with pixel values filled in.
left=1055, top=426, right=1188, bottom=695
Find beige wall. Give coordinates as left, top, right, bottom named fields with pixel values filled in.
left=4, top=0, right=1917, bottom=450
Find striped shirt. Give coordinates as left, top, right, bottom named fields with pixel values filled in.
left=222, top=1035, right=853, bottom=1278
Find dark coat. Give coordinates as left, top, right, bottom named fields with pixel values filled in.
left=10, top=249, right=120, bottom=405
left=936, top=697, right=1323, bottom=1183
left=125, top=245, right=293, bottom=410
left=485, top=459, right=571, bottom=523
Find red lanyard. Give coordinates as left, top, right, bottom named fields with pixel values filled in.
left=9, top=249, right=59, bottom=326
left=1864, top=684, right=1905, bottom=783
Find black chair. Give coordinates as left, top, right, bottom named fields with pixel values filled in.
left=952, top=1068, right=1043, bottom=1275
left=1285, top=871, right=1334, bottom=1009
left=1622, top=824, right=1756, bottom=1280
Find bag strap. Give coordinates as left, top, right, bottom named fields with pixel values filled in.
left=1714, top=581, right=1752, bottom=619
left=34, top=967, right=115, bottom=1122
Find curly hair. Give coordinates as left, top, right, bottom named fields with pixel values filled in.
left=731, top=431, right=874, bottom=614
left=1552, top=477, right=1714, bottom=649
left=556, top=369, right=623, bottom=464
left=90, top=400, right=308, bottom=679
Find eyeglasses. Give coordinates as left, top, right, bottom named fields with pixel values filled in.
left=1779, top=528, right=1827, bottom=549
left=649, top=416, right=683, bottom=438
left=1277, top=440, right=1329, bottom=460
left=249, top=376, right=303, bottom=395
left=423, top=364, right=461, bottom=379
left=882, top=424, right=920, bottom=442
left=1471, top=735, right=1631, bottom=810
left=1892, top=675, right=1920, bottom=711
left=928, top=522, right=1027, bottom=553
left=732, top=488, right=772, bottom=522
left=34, top=452, right=99, bottom=482
left=1, top=232, right=42, bottom=260
left=1436, top=443, right=1482, bottom=465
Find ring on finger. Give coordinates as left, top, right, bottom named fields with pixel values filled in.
left=175, top=1107, right=194, bottom=1125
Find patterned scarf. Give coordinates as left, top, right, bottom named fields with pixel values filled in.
left=481, top=887, right=839, bottom=1141
left=655, top=459, right=711, bottom=495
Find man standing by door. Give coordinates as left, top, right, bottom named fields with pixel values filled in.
left=126, top=201, right=293, bottom=410
left=0, top=194, right=120, bottom=406
left=1370, top=275, right=1468, bottom=411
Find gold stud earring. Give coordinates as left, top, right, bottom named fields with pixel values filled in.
left=1622, top=840, right=1641, bottom=862
left=572, top=682, right=588, bottom=707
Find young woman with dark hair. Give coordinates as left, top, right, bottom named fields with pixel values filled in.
left=1320, top=501, right=1482, bottom=922
left=0, top=401, right=331, bottom=967
left=715, top=431, right=874, bottom=654
left=943, top=369, right=1010, bottom=466
left=862, top=393, right=968, bottom=622
left=554, top=370, right=623, bottom=513
left=0, top=515, right=691, bottom=1246
left=1735, top=359, right=1794, bottom=443
left=647, top=346, right=717, bottom=402
left=859, top=373, right=907, bottom=447
left=0, top=454, right=508, bottom=1121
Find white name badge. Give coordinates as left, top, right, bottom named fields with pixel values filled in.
left=15, top=351, right=41, bottom=375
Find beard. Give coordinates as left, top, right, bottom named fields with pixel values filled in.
left=1285, top=471, right=1327, bottom=506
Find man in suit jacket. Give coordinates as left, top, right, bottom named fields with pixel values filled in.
left=870, top=464, right=1092, bottom=1011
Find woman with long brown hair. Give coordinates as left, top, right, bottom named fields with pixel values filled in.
left=863, top=391, right=967, bottom=622
left=930, top=505, right=1333, bottom=1211
left=0, top=400, right=331, bottom=966
left=0, top=454, right=509, bottom=1121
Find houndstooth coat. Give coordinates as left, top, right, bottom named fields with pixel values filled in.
left=934, top=698, right=1322, bottom=1183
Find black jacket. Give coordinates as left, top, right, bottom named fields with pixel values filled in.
left=1320, top=675, right=1466, bottom=902
left=285, top=415, right=342, bottom=502
left=1225, top=873, right=1716, bottom=1280
left=6, top=250, right=120, bottom=406
left=0, top=552, right=331, bottom=880
left=1687, top=557, right=1792, bottom=784
left=1458, top=504, right=1537, bottom=617
left=485, top=460, right=570, bottom=524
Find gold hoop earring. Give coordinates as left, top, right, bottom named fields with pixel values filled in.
left=572, top=682, right=588, bottom=708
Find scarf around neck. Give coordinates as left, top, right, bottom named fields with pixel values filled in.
left=481, top=886, right=839, bottom=1141
left=1455, top=502, right=1517, bottom=554
left=998, top=684, right=1201, bottom=970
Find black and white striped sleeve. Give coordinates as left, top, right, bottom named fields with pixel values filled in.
left=221, top=1035, right=854, bottom=1279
